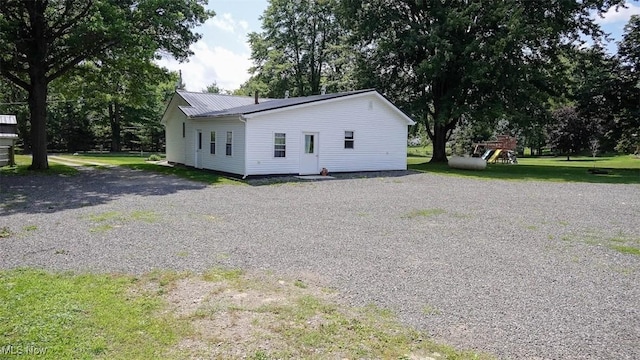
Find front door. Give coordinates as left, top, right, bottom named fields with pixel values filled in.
left=195, top=129, right=203, bottom=169
left=299, top=132, right=319, bottom=175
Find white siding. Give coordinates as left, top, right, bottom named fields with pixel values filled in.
left=245, top=93, right=409, bottom=175
left=163, top=97, right=188, bottom=164
left=184, top=116, right=246, bottom=175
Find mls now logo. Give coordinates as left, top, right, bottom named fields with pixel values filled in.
left=1, top=344, right=48, bottom=356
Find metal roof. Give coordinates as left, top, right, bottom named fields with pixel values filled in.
left=176, top=90, right=272, bottom=117
left=191, top=89, right=376, bottom=118
left=0, top=115, right=17, bottom=124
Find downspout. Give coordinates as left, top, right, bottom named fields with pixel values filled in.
left=239, top=115, right=248, bottom=179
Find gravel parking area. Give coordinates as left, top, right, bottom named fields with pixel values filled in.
left=1, top=167, right=639, bottom=359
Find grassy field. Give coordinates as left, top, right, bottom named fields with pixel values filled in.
left=0, top=155, right=78, bottom=176
left=3, top=151, right=639, bottom=184
left=52, top=153, right=241, bottom=186
left=408, top=151, right=640, bottom=184
left=0, top=268, right=489, bottom=359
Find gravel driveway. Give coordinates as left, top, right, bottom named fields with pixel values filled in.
left=1, top=167, right=639, bottom=359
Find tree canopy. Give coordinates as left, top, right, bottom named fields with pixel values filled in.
left=341, top=0, right=624, bottom=162
left=239, top=0, right=353, bottom=98
left=0, top=0, right=212, bottom=169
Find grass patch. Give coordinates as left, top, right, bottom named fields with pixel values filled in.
left=0, top=155, right=78, bottom=176
left=202, top=268, right=244, bottom=282
left=89, top=224, right=114, bottom=233
left=402, top=208, right=447, bottom=219
left=0, top=268, right=187, bottom=359
left=559, top=231, right=640, bottom=256
left=422, top=304, right=442, bottom=316
left=408, top=154, right=640, bottom=184
left=126, top=162, right=242, bottom=186
left=22, top=225, right=38, bottom=232
left=84, top=210, right=161, bottom=232
left=0, top=226, right=13, bottom=238
left=131, top=210, right=159, bottom=223
left=609, top=245, right=640, bottom=256
left=294, top=279, right=308, bottom=289
left=407, top=145, right=432, bottom=157
left=87, top=211, right=122, bottom=223
left=54, top=153, right=241, bottom=186
left=0, top=268, right=488, bottom=359
left=185, top=270, right=488, bottom=359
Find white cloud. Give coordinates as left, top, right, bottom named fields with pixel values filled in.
left=156, top=41, right=252, bottom=92
left=209, top=13, right=249, bottom=34
left=595, top=3, right=640, bottom=24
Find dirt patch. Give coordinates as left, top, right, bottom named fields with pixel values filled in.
left=162, top=272, right=332, bottom=357
left=158, top=269, right=478, bottom=359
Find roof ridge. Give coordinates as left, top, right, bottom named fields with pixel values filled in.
left=177, top=90, right=258, bottom=99
left=191, top=88, right=379, bottom=118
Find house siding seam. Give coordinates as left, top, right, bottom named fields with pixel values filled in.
left=244, top=93, right=409, bottom=176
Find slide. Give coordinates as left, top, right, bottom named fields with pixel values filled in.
left=488, top=149, right=502, bottom=163
left=481, top=149, right=493, bottom=160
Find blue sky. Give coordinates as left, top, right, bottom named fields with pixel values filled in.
left=157, top=0, right=640, bottom=92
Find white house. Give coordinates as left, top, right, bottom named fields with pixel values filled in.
left=161, top=89, right=415, bottom=177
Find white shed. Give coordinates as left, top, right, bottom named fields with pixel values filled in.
left=0, top=115, right=18, bottom=166
left=161, top=89, right=415, bottom=177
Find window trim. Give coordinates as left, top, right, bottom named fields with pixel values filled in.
left=225, top=131, right=233, bottom=156
left=274, top=132, right=286, bottom=158
left=210, top=131, right=216, bottom=155
left=344, top=130, right=354, bottom=149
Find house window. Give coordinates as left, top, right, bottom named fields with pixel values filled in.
left=344, top=131, right=354, bottom=149
left=226, top=131, right=232, bottom=156
left=210, top=131, right=216, bottom=154
left=198, top=131, right=202, bottom=150
left=274, top=133, right=286, bottom=158
left=182, top=122, right=185, bottom=138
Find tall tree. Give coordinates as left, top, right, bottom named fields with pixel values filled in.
left=615, top=15, right=640, bottom=153
left=0, top=0, right=212, bottom=169
left=567, top=46, right=620, bottom=152
left=343, top=0, right=624, bottom=162
left=547, top=106, right=600, bottom=160
left=74, top=56, right=171, bottom=152
left=244, top=0, right=350, bottom=98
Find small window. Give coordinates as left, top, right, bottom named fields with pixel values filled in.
left=226, top=131, right=232, bottom=156
left=210, top=131, right=216, bottom=154
left=274, top=133, right=286, bottom=157
left=182, top=122, right=185, bottom=138
left=344, top=131, right=354, bottom=149
left=198, top=131, right=202, bottom=150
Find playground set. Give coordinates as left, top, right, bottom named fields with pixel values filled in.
left=473, top=135, right=518, bottom=164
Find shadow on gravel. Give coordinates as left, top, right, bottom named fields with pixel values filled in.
left=0, top=167, right=206, bottom=216
left=245, top=170, right=419, bottom=186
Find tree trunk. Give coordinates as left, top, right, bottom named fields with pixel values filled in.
left=28, top=76, right=49, bottom=170
left=430, top=123, right=448, bottom=163
left=109, top=102, right=121, bottom=152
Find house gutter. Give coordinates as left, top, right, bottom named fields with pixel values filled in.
left=239, top=115, right=249, bottom=179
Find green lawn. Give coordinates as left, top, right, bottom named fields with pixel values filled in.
left=0, top=155, right=78, bottom=176
left=4, top=152, right=639, bottom=184
left=52, top=153, right=242, bottom=186
left=0, top=268, right=489, bottom=360
left=408, top=154, right=640, bottom=184
left=0, top=269, right=187, bottom=359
